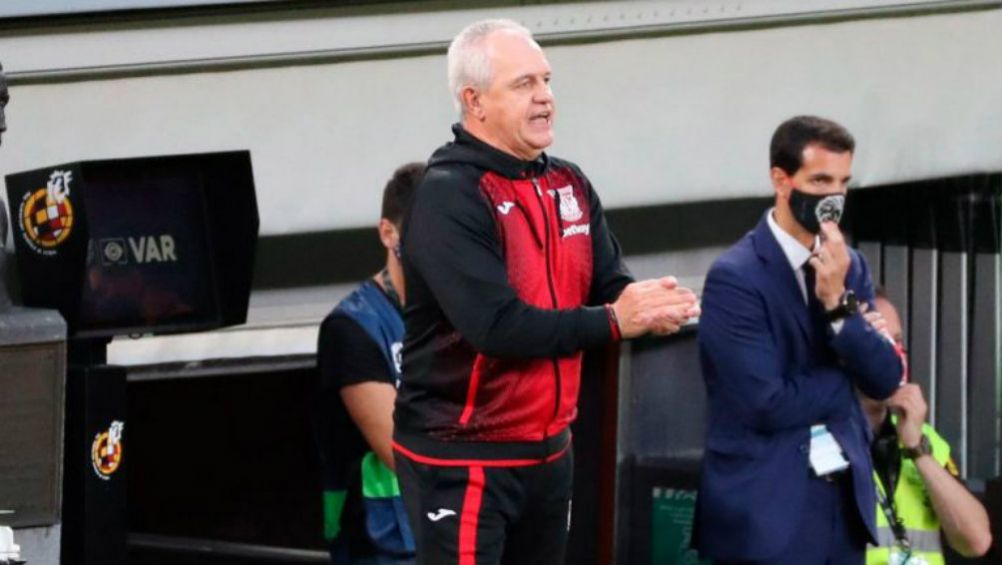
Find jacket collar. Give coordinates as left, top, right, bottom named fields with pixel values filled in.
left=750, top=211, right=813, bottom=342
left=451, top=123, right=550, bottom=179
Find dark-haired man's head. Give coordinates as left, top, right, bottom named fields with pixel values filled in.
left=381, top=161, right=424, bottom=229
left=771, top=116, right=855, bottom=177
left=379, top=162, right=425, bottom=254
left=859, top=288, right=906, bottom=427
left=378, top=161, right=424, bottom=305
left=770, top=116, right=855, bottom=243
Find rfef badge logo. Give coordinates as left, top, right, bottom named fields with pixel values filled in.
left=91, top=420, right=125, bottom=480
left=18, top=170, right=75, bottom=256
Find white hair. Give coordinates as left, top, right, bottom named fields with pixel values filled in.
left=447, top=19, right=534, bottom=116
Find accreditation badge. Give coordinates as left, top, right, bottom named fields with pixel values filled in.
left=890, top=548, right=929, bottom=565
left=809, top=424, right=850, bottom=476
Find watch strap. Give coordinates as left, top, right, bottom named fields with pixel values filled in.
left=825, top=290, right=858, bottom=322
left=902, top=434, right=932, bottom=459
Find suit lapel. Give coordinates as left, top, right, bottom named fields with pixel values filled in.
left=750, top=215, right=814, bottom=345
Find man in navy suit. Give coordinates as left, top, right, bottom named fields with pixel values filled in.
left=694, top=116, right=904, bottom=565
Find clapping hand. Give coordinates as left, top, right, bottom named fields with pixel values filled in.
left=611, top=277, right=699, bottom=338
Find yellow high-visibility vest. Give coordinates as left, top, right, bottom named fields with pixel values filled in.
left=866, top=421, right=954, bottom=565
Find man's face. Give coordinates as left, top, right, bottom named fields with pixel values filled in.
left=0, top=67, right=9, bottom=147
left=774, top=143, right=853, bottom=201
left=475, top=31, right=554, bottom=160
left=874, top=296, right=904, bottom=349
left=860, top=296, right=906, bottom=415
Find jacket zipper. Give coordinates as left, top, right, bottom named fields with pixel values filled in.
left=462, top=191, right=545, bottom=429
left=514, top=201, right=544, bottom=249
left=531, top=178, right=563, bottom=439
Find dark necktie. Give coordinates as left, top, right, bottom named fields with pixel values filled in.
left=803, top=261, right=816, bottom=304
left=802, top=262, right=827, bottom=329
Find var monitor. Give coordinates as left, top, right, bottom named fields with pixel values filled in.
left=5, top=151, right=259, bottom=338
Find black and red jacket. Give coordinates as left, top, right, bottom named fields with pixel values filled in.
left=393, top=125, right=632, bottom=465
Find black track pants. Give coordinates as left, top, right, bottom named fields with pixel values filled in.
left=394, top=449, right=574, bottom=565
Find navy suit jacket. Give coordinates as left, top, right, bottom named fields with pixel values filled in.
left=694, top=214, right=902, bottom=561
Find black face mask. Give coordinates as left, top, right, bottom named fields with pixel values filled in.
left=788, top=188, right=846, bottom=234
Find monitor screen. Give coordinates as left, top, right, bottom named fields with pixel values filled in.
left=76, top=168, right=219, bottom=335
left=5, top=151, right=258, bottom=338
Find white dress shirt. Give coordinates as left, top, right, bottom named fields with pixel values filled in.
left=766, top=208, right=814, bottom=304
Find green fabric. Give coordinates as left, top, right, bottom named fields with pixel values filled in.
left=321, top=453, right=400, bottom=543
left=651, top=487, right=711, bottom=565
left=323, top=489, right=348, bottom=541
left=361, top=451, right=401, bottom=498
left=866, top=421, right=951, bottom=565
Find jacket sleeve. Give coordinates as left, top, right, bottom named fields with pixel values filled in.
left=699, top=259, right=856, bottom=432
left=404, top=169, right=613, bottom=359
left=827, top=251, right=903, bottom=400
left=579, top=170, right=634, bottom=305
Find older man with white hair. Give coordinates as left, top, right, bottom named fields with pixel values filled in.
left=393, top=19, right=698, bottom=565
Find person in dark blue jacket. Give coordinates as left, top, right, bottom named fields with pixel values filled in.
left=315, top=162, right=423, bottom=565
left=694, top=116, right=904, bottom=565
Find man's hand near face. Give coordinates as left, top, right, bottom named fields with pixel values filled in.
left=611, top=277, right=699, bottom=339
left=807, top=221, right=852, bottom=310
left=886, top=383, right=928, bottom=449
left=884, top=382, right=993, bottom=557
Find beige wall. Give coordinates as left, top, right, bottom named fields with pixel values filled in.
left=0, top=1, right=999, bottom=236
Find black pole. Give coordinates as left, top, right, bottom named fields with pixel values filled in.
left=61, top=337, right=126, bottom=565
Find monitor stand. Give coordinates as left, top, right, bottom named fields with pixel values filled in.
left=62, top=337, right=126, bottom=565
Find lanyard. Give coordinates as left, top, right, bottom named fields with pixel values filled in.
left=873, top=471, right=913, bottom=558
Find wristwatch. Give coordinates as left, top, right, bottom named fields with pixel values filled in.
left=902, top=434, right=932, bottom=460
left=824, top=290, right=859, bottom=322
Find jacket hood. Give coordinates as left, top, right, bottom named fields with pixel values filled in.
left=428, top=124, right=550, bottom=179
